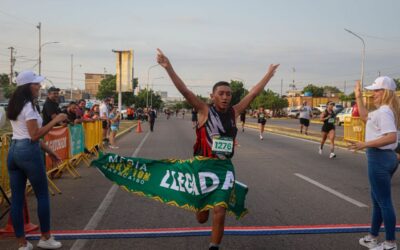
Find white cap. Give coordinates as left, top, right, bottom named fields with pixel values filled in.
left=365, top=76, right=396, bottom=91
left=15, top=70, right=45, bottom=86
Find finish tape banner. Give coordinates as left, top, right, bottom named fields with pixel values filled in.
left=91, top=153, right=248, bottom=219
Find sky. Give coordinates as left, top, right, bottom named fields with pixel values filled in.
left=1, top=0, right=399, bottom=98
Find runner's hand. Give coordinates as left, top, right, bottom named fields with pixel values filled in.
left=267, top=64, right=280, bottom=77
left=157, top=48, right=171, bottom=69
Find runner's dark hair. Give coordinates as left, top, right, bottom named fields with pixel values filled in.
left=212, top=81, right=231, bottom=93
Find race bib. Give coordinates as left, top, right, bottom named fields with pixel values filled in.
left=328, top=118, right=335, bottom=124
left=212, top=136, right=233, bottom=155
left=259, top=114, right=265, bottom=119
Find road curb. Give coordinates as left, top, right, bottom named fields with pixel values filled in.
left=116, top=122, right=138, bottom=139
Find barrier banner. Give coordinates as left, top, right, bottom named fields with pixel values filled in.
left=44, top=126, right=69, bottom=171
left=91, top=153, right=248, bottom=219
left=69, top=124, right=85, bottom=157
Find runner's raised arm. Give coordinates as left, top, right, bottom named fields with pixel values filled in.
left=157, top=48, right=208, bottom=115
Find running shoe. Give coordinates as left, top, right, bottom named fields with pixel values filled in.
left=18, top=242, right=33, bottom=250
left=370, top=241, right=397, bottom=250
left=318, top=147, right=322, bottom=155
left=329, top=152, right=336, bottom=158
left=37, top=236, right=62, bottom=249
left=359, top=235, right=378, bottom=249
left=259, top=134, right=263, bottom=140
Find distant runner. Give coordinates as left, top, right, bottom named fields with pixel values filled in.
left=319, top=101, right=336, bottom=158
left=299, top=101, right=313, bottom=135
left=257, top=107, right=268, bottom=140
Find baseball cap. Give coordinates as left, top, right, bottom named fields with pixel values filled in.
left=15, top=70, right=45, bottom=86
left=365, top=76, right=396, bottom=91
left=48, top=86, right=60, bottom=93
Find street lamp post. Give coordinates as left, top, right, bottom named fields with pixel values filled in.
left=146, top=64, right=159, bottom=108
left=37, top=22, right=59, bottom=75
left=150, top=76, right=164, bottom=107
left=70, top=54, right=82, bottom=100
left=345, top=28, right=366, bottom=88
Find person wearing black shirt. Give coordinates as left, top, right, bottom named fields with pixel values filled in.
left=147, top=107, right=157, bottom=132
left=42, top=86, right=61, bottom=126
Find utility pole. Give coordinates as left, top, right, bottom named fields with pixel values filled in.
left=280, top=79, right=283, bottom=97
left=344, top=81, right=347, bottom=95
left=8, top=47, right=15, bottom=85
left=37, top=22, right=41, bottom=74
left=70, top=54, right=73, bottom=100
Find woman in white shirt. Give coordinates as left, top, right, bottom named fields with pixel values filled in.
left=6, top=71, right=67, bottom=250
left=350, top=77, right=400, bottom=250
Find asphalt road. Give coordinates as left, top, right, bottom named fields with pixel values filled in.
left=1, top=114, right=399, bottom=250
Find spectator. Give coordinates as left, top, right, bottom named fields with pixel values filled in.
left=147, top=107, right=157, bottom=132
left=76, top=99, right=86, bottom=119
left=6, top=70, right=66, bottom=249
left=61, top=101, right=81, bottom=124
left=42, top=86, right=61, bottom=126
left=127, top=106, right=134, bottom=120
left=100, top=98, right=111, bottom=144
left=90, top=104, right=100, bottom=119
left=108, top=106, right=120, bottom=149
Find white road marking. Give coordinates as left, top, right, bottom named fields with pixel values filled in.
left=294, top=173, right=368, bottom=208
left=71, top=132, right=151, bottom=250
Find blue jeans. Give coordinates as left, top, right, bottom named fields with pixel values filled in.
left=7, top=139, right=50, bottom=238
left=367, top=148, right=398, bottom=241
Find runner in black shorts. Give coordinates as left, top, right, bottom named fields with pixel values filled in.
left=299, top=101, right=312, bottom=135
left=239, top=110, right=246, bottom=132
left=319, top=101, right=336, bottom=158
left=257, top=107, right=267, bottom=140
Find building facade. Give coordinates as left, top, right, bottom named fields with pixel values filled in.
left=85, top=73, right=112, bottom=98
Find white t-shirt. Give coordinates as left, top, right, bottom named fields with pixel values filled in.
left=11, top=102, right=43, bottom=140
left=365, top=105, right=398, bottom=150
left=99, top=103, right=109, bottom=119
left=299, top=106, right=312, bottom=119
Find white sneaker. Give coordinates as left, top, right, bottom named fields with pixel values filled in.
left=37, top=236, right=62, bottom=249
left=371, top=241, right=397, bottom=250
left=259, top=135, right=263, bottom=140
left=318, top=147, right=322, bottom=155
left=18, top=242, right=33, bottom=250
left=359, top=235, right=378, bottom=249
left=329, top=152, right=336, bottom=158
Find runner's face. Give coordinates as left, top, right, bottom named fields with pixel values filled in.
left=327, top=103, right=334, bottom=111
left=211, top=86, right=232, bottom=111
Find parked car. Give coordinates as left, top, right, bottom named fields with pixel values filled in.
left=336, top=107, right=353, bottom=126
left=287, top=108, right=300, bottom=119
left=334, top=104, right=344, bottom=114
left=316, top=104, right=326, bottom=113
left=312, top=108, right=321, bottom=116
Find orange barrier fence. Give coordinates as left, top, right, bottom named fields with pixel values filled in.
left=343, top=116, right=365, bottom=142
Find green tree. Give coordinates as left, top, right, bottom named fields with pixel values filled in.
left=323, top=85, right=342, bottom=97
left=250, top=89, right=288, bottom=114
left=96, top=75, right=116, bottom=100
left=132, top=89, right=163, bottom=109
left=0, top=73, right=9, bottom=85
left=395, top=78, right=400, bottom=90
left=303, top=84, right=324, bottom=97
left=339, top=92, right=355, bottom=102
left=181, top=95, right=209, bottom=109
left=230, top=80, right=248, bottom=106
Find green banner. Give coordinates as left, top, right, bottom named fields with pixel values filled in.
left=91, top=153, right=248, bottom=219
left=69, top=124, right=85, bottom=156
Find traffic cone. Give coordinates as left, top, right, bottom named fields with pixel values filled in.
left=136, top=120, right=143, bottom=133
left=0, top=198, right=39, bottom=236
